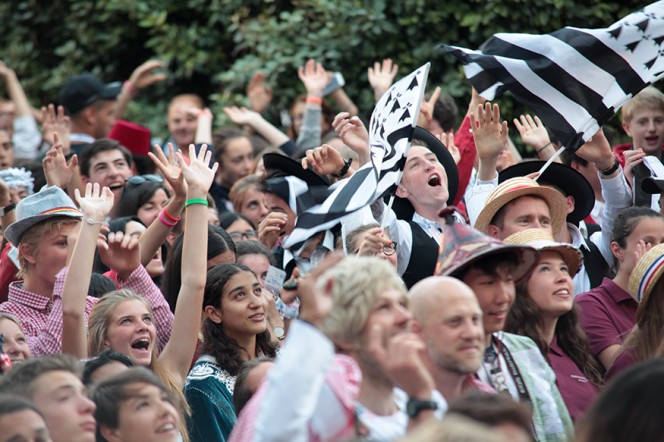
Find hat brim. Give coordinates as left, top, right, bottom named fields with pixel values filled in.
left=392, top=126, right=459, bottom=220
left=474, top=186, right=568, bottom=235
left=499, top=161, right=593, bottom=225
left=99, top=81, right=122, bottom=100
left=263, top=153, right=329, bottom=187
left=5, top=212, right=82, bottom=247
left=442, top=243, right=539, bottom=283
left=642, top=177, right=664, bottom=194
left=533, top=243, right=584, bottom=277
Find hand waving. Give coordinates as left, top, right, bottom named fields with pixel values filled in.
left=148, top=143, right=187, bottom=198
left=367, top=59, right=399, bottom=102
left=127, top=60, right=166, bottom=91
left=41, top=104, right=71, bottom=153
left=298, top=59, right=328, bottom=98
left=513, top=114, right=551, bottom=151
left=75, top=182, right=114, bottom=222
left=42, top=132, right=78, bottom=188
left=177, top=144, right=218, bottom=196
left=246, top=72, right=273, bottom=114
left=471, top=102, right=508, bottom=160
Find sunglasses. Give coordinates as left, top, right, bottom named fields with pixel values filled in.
left=125, top=174, right=164, bottom=185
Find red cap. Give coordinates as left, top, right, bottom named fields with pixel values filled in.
left=109, top=120, right=151, bottom=156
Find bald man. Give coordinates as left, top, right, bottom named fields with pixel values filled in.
left=409, top=277, right=493, bottom=403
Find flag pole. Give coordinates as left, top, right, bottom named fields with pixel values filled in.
left=534, top=146, right=566, bottom=182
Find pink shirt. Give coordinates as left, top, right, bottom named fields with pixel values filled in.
left=575, top=278, right=637, bottom=357
left=547, top=336, right=598, bottom=421
left=0, top=265, right=173, bottom=356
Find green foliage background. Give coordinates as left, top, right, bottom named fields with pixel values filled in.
left=0, top=0, right=648, bottom=146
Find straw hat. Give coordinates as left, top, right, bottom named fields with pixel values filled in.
left=503, top=228, right=583, bottom=276
left=474, top=176, right=568, bottom=234
left=629, top=244, right=664, bottom=303
left=435, top=222, right=538, bottom=283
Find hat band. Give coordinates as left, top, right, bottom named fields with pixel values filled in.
left=39, top=207, right=82, bottom=216
left=638, top=254, right=664, bottom=301
left=496, top=184, right=534, bottom=196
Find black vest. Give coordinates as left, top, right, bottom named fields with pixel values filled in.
left=580, top=240, right=609, bottom=289
left=402, top=221, right=439, bottom=289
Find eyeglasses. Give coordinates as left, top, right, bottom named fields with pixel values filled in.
left=125, top=174, right=164, bottom=185
left=229, top=230, right=257, bottom=241
left=382, top=241, right=397, bottom=256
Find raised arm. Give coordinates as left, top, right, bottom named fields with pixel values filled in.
left=159, top=144, right=217, bottom=389
left=62, top=183, right=114, bottom=358
left=142, top=143, right=187, bottom=266
left=224, top=106, right=289, bottom=148
left=367, top=59, right=399, bottom=103
left=471, top=102, right=508, bottom=182
left=115, top=60, right=166, bottom=120
left=513, top=114, right=559, bottom=162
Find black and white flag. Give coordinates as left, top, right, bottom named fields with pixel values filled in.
left=282, top=63, right=430, bottom=249
left=440, top=1, right=664, bottom=152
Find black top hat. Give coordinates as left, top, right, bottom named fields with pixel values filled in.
left=499, top=160, right=594, bottom=225
left=391, top=126, right=459, bottom=220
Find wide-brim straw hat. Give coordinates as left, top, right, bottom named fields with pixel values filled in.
left=474, top=176, right=568, bottom=234
left=503, top=228, right=583, bottom=276
left=435, top=222, right=538, bottom=283
left=4, top=186, right=83, bottom=246
left=499, top=161, right=594, bottom=225
left=629, top=244, right=664, bottom=304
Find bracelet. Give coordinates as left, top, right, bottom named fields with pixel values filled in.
left=185, top=198, right=209, bottom=207
left=83, top=218, right=105, bottom=226
left=122, top=81, right=137, bottom=97
left=162, top=208, right=181, bottom=223
left=306, top=96, right=323, bottom=105
left=536, top=142, right=552, bottom=154
left=600, top=156, right=620, bottom=176
left=332, top=158, right=353, bottom=178
left=158, top=211, right=178, bottom=228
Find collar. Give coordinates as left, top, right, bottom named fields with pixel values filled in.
left=602, top=278, right=634, bottom=304
left=7, top=282, right=51, bottom=311
left=567, top=222, right=590, bottom=251
left=548, top=334, right=564, bottom=357
left=69, top=133, right=96, bottom=144
left=412, top=212, right=443, bottom=233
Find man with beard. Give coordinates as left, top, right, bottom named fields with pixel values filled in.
left=409, top=276, right=493, bottom=403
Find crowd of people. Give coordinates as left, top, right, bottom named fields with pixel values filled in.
left=0, top=51, right=663, bottom=442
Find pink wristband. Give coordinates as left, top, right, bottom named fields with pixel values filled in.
left=162, top=208, right=181, bottom=223
left=158, top=211, right=177, bottom=228
left=122, top=81, right=137, bottom=97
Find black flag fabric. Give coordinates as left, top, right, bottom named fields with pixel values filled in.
left=440, top=1, right=664, bottom=152
left=282, top=63, right=430, bottom=250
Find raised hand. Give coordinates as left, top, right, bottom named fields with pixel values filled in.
left=75, top=182, right=114, bottom=222
left=576, top=128, right=614, bottom=171
left=41, top=104, right=71, bottom=153
left=247, top=72, right=273, bottom=114
left=177, top=144, right=218, bottom=196
left=223, top=106, right=261, bottom=127
left=301, top=144, right=349, bottom=177
left=623, top=148, right=646, bottom=185
left=42, top=132, right=78, bottom=188
left=367, top=324, right=434, bottom=399
left=258, top=212, right=287, bottom=250
left=127, top=60, right=166, bottom=92
left=367, top=59, right=399, bottom=102
left=356, top=227, right=393, bottom=257
left=99, top=230, right=141, bottom=279
left=298, top=59, right=328, bottom=98
left=297, top=252, right=344, bottom=328
left=513, top=114, right=551, bottom=152
left=471, top=102, right=508, bottom=161
left=148, top=143, right=187, bottom=198
left=417, top=87, right=441, bottom=129
left=437, top=131, right=460, bottom=165
left=332, top=112, right=369, bottom=165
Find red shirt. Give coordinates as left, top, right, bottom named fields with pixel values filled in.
left=575, top=278, right=637, bottom=357
left=548, top=335, right=598, bottom=421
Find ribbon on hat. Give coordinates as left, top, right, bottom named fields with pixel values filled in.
left=637, top=253, right=664, bottom=302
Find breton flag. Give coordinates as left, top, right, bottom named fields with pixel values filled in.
left=440, top=1, right=664, bottom=152
left=282, top=63, right=430, bottom=249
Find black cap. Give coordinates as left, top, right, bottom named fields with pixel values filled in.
left=58, top=74, right=121, bottom=116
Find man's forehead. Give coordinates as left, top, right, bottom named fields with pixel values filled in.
left=91, top=149, right=125, bottom=165
left=407, top=144, right=435, bottom=158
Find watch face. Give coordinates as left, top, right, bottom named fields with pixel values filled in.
left=273, top=326, right=285, bottom=339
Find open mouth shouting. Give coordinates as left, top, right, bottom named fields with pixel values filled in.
left=428, top=173, right=442, bottom=187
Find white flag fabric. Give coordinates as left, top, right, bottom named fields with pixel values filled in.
left=282, top=63, right=430, bottom=249
left=440, top=1, right=664, bottom=152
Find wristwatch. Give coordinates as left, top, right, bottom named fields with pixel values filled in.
left=406, top=397, right=438, bottom=418
left=0, top=203, right=15, bottom=217
left=272, top=326, right=286, bottom=341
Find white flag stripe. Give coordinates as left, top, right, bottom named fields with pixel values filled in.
left=494, top=33, right=626, bottom=106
